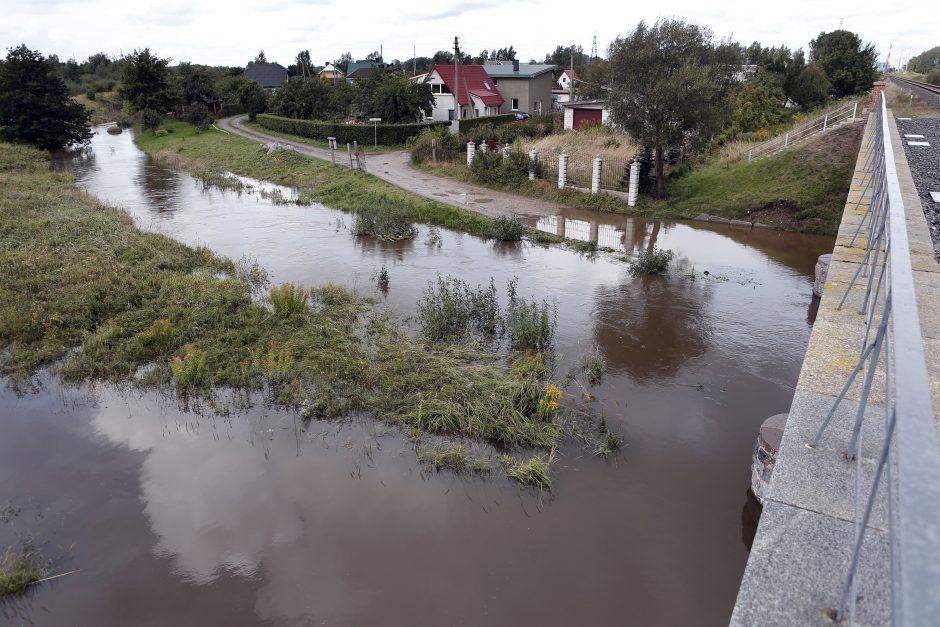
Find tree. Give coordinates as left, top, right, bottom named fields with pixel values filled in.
left=294, top=50, right=313, bottom=78
left=238, top=80, right=268, bottom=121
left=334, top=52, right=353, bottom=74
left=809, top=30, right=877, bottom=97
left=733, top=71, right=785, bottom=132
left=790, top=64, right=830, bottom=109
left=177, top=62, right=218, bottom=105
left=0, top=45, right=92, bottom=149
left=578, top=59, right=610, bottom=100
left=907, top=47, right=940, bottom=74
left=365, top=51, right=383, bottom=62
left=608, top=19, right=738, bottom=197
left=544, top=45, right=585, bottom=74
left=254, top=50, right=267, bottom=64
left=119, top=48, right=172, bottom=113
left=270, top=77, right=332, bottom=119
left=369, top=73, right=434, bottom=123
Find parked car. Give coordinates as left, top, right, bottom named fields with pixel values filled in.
left=514, top=112, right=531, bottom=121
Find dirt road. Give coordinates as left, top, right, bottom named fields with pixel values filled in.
left=217, top=116, right=565, bottom=219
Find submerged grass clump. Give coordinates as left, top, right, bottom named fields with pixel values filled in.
left=0, top=545, right=45, bottom=597
left=268, top=283, right=309, bottom=316
left=502, top=454, right=553, bottom=490
left=486, top=215, right=526, bottom=241
left=352, top=201, right=418, bottom=241
left=417, top=444, right=489, bottom=475
left=0, top=142, right=616, bottom=486
left=628, top=247, right=674, bottom=276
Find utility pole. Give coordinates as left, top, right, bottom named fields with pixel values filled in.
left=454, top=36, right=460, bottom=123
left=413, top=44, right=416, bottom=77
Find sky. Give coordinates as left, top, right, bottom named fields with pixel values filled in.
left=0, top=0, right=934, bottom=68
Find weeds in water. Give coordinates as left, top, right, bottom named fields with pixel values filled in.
left=170, top=344, right=209, bottom=393
left=537, top=383, right=564, bottom=419
left=502, top=454, right=553, bottom=490
left=376, top=266, right=390, bottom=291
left=234, top=255, right=270, bottom=297
left=567, top=239, right=598, bottom=255
left=628, top=247, right=674, bottom=276
left=528, top=230, right=564, bottom=245
left=486, top=215, right=526, bottom=241
left=418, top=444, right=490, bottom=474
left=593, top=413, right=623, bottom=459
left=416, top=276, right=501, bottom=343
left=313, top=283, right=354, bottom=308
left=261, top=346, right=295, bottom=384
left=580, top=349, right=604, bottom=385
left=0, top=545, right=45, bottom=597
left=352, top=201, right=417, bottom=241
left=301, top=385, right=347, bottom=420
left=268, top=283, right=308, bottom=316
left=505, top=279, right=556, bottom=352
left=139, top=319, right=176, bottom=352
left=425, top=226, right=442, bottom=247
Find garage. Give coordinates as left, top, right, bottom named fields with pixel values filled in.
left=573, top=108, right=603, bottom=129
left=562, top=100, right=610, bottom=130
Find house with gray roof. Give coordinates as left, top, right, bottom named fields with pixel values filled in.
left=482, top=61, right=556, bottom=116
left=244, top=62, right=288, bottom=90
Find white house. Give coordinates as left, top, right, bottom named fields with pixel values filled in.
left=420, top=64, right=504, bottom=122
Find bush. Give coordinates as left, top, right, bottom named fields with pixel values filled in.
left=257, top=113, right=446, bottom=145
left=154, top=129, right=168, bottom=137
left=352, top=201, right=417, bottom=240
left=628, top=247, right=674, bottom=276
left=85, top=90, right=96, bottom=101
left=410, top=126, right=462, bottom=164
left=505, top=281, right=556, bottom=352
left=458, top=113, right=516, bottom=134
left=486, top=215, right=526, bottom=241
left=927, top=68, right=940, bottom=87
left=268, top=283, right=309, bottom=316
left=417, top=276, right=501, bottom=343
left=470, top=151, right=533, bottom=187
left=185, top=103, right=211, bottom=131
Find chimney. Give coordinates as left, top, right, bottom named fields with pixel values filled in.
left=512, top=59, right=519, bottom=72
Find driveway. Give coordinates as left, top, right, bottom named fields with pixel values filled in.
left=216, top=116, right=565, bottom=219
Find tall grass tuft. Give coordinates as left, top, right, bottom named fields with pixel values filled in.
left=505, top=279, right=556, bottom=352
left=170, top=344, right=209, bottom=392
left=503, top=454, right=553, bottom=490
left=268, top=283, right=308, bottom=316
left=352, top=201, right=417, bottom=241
left=486, top=215, right=527, bottom=241
left=416, top=276, right=501, bottom=343
left=628, top=247, right=674, bottom=276
left=0, top=545, right=45, bottom=597
left=418, top=444, right=489, bottom=474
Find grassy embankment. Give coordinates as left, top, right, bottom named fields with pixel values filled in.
left=243, top=120, right=408, bottom=153
left=0, top=140, right=616, bottom=488
left=136, top=121, right=491, bottom=237
left=413, top=123, right=862, bottom=235
left=73, top=91, right=122, bottom=125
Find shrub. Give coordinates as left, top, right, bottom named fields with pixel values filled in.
left=628, top=247, right=674, bottom=276
left=505, top=292, right=556, bottom=352
left=85, top=90, right=96, bottom=101
left=154, top=129, right=168, bottom=137
left=458, top=113, right=516, bottom=134
left=352, top=202, right=417, bottom=240
left=185, top=103, right=211, bottom=131
left=410, top=126, right=462, bottom=164
left=417, top=276, right=501, bottom=343
left=927, top=68, right=940, bottom=87
left=486, top=215, right=526, bottom=241
left=470, top=151, right=532, bottom=187
left=257, top=113, right=446, bottom=145
left=268, top=283, right=309, bottom=316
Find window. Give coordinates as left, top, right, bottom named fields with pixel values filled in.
left=431, top=84, right=451, bottom=94
left=511, top=98, right=519, bottom=111
left=534, top=100, right=542, bottom=115
left=448, top=110, right=454, bottom=121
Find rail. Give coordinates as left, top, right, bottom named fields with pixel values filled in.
left=735, top=100, right=861, bottom=163
left=809, top=92, right=940, bottom=625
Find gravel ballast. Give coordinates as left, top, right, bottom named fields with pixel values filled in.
left=897, top=118, right=940, bottom=262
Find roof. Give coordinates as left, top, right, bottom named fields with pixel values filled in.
left=562, top=99, right=607, bottom=109
left=482, top=62, right=556, bottom=79
left=562, top=69, right=581, bottom=81
left=346, top=61, right=389, bottom=77
left=347, top=67, right=377, bottom=80
left=430, top=64, right=504, bottom=107
left=244, top=62, right=288, bottom=89
left=319, top=63, right=343, bottom=76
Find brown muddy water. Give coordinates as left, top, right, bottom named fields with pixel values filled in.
left=1, top=127, right=833, bottom=626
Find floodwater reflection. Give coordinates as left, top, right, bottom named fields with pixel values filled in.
left=0, top=126, right=842, bottom=626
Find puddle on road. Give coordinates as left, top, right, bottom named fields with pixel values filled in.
left=0, top=125, right=835, bottom=626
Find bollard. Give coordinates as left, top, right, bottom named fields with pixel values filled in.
left=851, top=102, right=858, bottom=121
left=627, top=159, right=639, bottom=207
left=466, top=141, right=476, bottom=167
left=432, top=138, right=438, bottom=163
left=502, top=144, right=511, bottom=160
left=823, top=113, right=828, bottom=131
left=480, top=140, right=488, bottom=155
left=558, top=152, right=568, bottom=189
left=591, top=155, right=602, bottom=194
left=529, top=149, right=537, bottom=181
left=347, top=142, right=353, bottom=169
left=784, top=132, right=789, bottom=148
left=328, top=136, right=336, bottom=165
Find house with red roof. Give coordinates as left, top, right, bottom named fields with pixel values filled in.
left=552, top=68, right=581, bottom=110
left=420, top=63, right=504, bottom=122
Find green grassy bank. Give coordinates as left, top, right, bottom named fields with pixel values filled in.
left=135, top=121, right=492, bottom=237
left=0, top=140, right=615, bottom=487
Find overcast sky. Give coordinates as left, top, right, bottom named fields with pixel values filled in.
left=0, top=0, right=933, bottom=68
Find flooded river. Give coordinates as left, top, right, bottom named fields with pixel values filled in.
left=0, top=127, right=833, bottom=626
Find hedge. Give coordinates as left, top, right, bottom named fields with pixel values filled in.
left=256, top=114, right=448, bottom=145
left=457, top=113, right=517, bottom=134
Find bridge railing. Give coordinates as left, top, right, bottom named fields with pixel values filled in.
left=809, top=92, right=940, bottom=625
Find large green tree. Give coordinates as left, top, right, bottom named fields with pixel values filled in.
left=607, top=19, right=739, bottom=197
left=906, top=46, right=940, bottom=74
left=0, top=45, right=92, bottom=149
left=176, top=62, right=218, bottom=105
left=733, top=71, right=785, bottom=132
left=119, top=48, right=173, bottom=112
left=270, top=76, right=332, bottom=119
left=238, top=80, right=268, bottom=121
left=368, top=73, right=434, bottom=123
left=809, top=30, right=877, bottom=97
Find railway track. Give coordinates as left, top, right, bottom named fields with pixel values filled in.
left=890, top=75, right=940, bottom=111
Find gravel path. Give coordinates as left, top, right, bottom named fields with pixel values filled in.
left=217, top=116, right=565, bottom=219
left=897, top=118, right=940, bottom=262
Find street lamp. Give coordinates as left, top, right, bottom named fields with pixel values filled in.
left=369, top=118, right=382, bottom=147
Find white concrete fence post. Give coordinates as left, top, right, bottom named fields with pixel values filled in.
left=502, top=144, right=511, bottom=160
left=627, top=159, right=640, bottom=207
left=466, top=141, right=476, bottom=167
left=528, top=149, right=537, bottom=181
left=591, top=155, right=602, bottom=194
left=823, top=113, right=829, bottom=131
left=784, top=132, right=789, bottom=148
left=851, top=102, right=858, bottom=121
left=480, top=140, right=488, bottom=155
left=558, top=151, right=568, bottom=189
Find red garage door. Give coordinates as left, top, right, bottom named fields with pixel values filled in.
left=573, top=108, right=602, bottom=129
